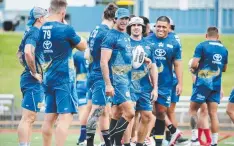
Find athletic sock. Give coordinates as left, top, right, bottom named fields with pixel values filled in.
left=165, top=131, right=171, bottom=141
left=109, top=119, right=118, bottom=145
left=204, top=129, right=211, bottom=144
left=211, top=133, right=218, bottom=145
left=153, top=119, right=165, bottom=146
left=124, top=143, right=131, bottom=146
left=198, top=128, right=205, bottom=144
left=101, top=129, right=112, bottom=146
left=167, top=124, right=176, bottom=134
left=114, top=117, right=129, bottom=146
left=136, top=143, right=143, bottom=146
left=87, top=133, right=95, bottom=146
left=191, top=129, right=198, bottom=141
left=79, top=125, right=87, bottom=142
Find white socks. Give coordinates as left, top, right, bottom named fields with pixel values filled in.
left=211, top=133, right=218, bottom=145
left=191, top=129, right=198, bottom=140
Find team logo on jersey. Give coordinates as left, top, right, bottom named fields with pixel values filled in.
left=43, top=40, right=53, bottom=53
left=145, top=45, right=151, bottom=50
left=155, top=49, right=166, bottom=60
left=212, top=54, right=222, bottom=64
left=158, top=42, right=164, bottom=47
left=166, top=44, right=173, bottom=48
left=157, top=62, right=164, bottom=73
left=198, top=68, right=220, bottom=78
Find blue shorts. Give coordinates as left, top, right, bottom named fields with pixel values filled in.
left=44, top=83, right=78, bottom=114
left=190, top=85, right=220, bottom=104
left=112, top=85, right=131, bottom=105
left=156, top=94, right=171, bottom=107
left=90, top=80, right=109, bottom=106
left=229, top=89, right=234, bottom=103
left=132, top=92, right=152, bottom=111
left=21, top=83, right=44, bottom=112
left=171, top=85, right=179, bottom=103
left=77, top=92, right=87, bottom=106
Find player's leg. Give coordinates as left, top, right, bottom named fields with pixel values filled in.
left=152, top=95, right=169, bottom=146
left=110, top=104, right=122, bottom=145
left=41, top=86, right=58, bottom=146
left=87, top=80, right=111, bottom=146
left=18, top=84, right=44, bottom=146
left=98, top=105, right=112, bottom=146
left=226, top=89, right=234, bottom=123
left=54, top=83, right=78, bottom=146
left=113, top=85, right=135, bottom=146
left=131, top=111, right=140, bottom=143
left=207, top=89, right=223, bottom=146
left=134, top=92, right=152, bottom=146
left=77, top=92, right=92, bottom=145
left=198, top=103, right=211, bottom=145
left=42, top=113, right=58, bottom=146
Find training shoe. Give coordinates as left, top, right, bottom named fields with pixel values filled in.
left=190, top=139, right=200, bottom=146
left=176, top=137, right=190, bottom=145
left=98, top=142, right=105, bottom=146
left=77, top=140, right=87, bottom=146
left=168, top=129, right=182, bottom=146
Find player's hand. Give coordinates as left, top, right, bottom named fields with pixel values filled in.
left=176, top=83, right=182, bottom=96
left=151, top=88, right=158, bottom=103
left=144, top=57, right=152, bottom=69
left=105, top=84, right=114, bottom=97
left=30, top=72, right=42, bottom=83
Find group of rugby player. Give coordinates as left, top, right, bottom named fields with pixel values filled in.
left=16, top=0, right=234, bottom=146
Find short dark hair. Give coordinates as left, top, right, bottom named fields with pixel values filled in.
left=50, top=0, right=67, bottom=13
left=207, top=26, right=219, bottom=37
left=156, top=16, right=170, bottom=24
left=127, top=24, right=146, bottom=36
left=139, top=16, right=150, bottom=25
left=103, top=3, right=118, bottom=20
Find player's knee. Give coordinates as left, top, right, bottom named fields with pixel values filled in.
left=42, top=123, right=53, bottom=136
left=226, top=108, right=233, bottom=117
left=22, top=113, right=36, bottom=124
left=141, top=112, right=151, bottom=123
left=208, top=110, right=217, bottom=119
left=125, top=110, right=135, bottom=120
left=156, top=111, right=166, bottom=120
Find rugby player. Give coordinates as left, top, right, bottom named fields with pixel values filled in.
left=227, top=88, right=234, bottom=123
left=147, top=16, right=183, bottom=146
left=17, top=7, right=47, bottom=146
left=39, top=0, right=87, bottom=146
left=127, top=16, right=158, bottom=146
left=73, top=50, right=92, bottom=145
left=100, top=8, right=135, bottom=146
left=85, top=3, right=118, bottom=146
left=189, top=26, right=228, bottom=146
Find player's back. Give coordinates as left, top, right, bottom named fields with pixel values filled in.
left=195, top=40, right=228, bottom=91
left=39, top=21, right=80, bottom=86
left=88, top=24, right=109, bottom=80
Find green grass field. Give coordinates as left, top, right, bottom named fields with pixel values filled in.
left=0, top=131, right=233, bottom=146
left=0, top=32, right=233, bottom=109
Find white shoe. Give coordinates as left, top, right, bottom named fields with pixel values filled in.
left=168, top=129, right=182, bottom=146
left=77, top=140, right=87, bottom=146
left=190, top=139, right=200, bottom=146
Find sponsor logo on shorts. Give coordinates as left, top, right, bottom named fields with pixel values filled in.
left=197, top=94, right=205, bottom=100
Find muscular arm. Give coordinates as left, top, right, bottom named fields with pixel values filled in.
left=75, top=37, right=87, bottom=51
left=191, top=58, right=200, bottom=71
left=100, top=49, right=112, bottom=86
left=174, top=60, right=183, bottom=95
left=149, top=63, right=158, bottom=90
left=24, top=44, right=37, bottom=74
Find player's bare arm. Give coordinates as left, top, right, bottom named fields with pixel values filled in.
left=174, top=60, right=183, bottom=95
left=149, top=63, right=158, bottom=101
left=191, top=57, right=200, bottom=73
left=100, top=49, right=114, bottom=97
left=24, top=44, right=42, bottom=83
left=75, top=37, right=87, bottom=51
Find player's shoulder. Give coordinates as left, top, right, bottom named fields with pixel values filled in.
left=166, top=36, right=180, bottom=48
